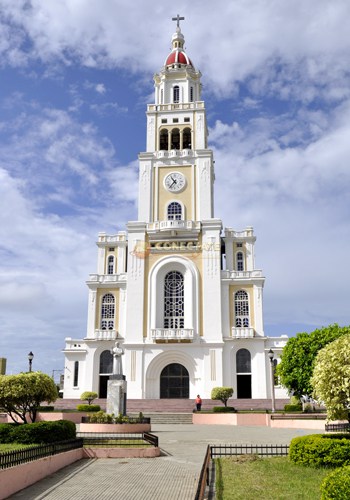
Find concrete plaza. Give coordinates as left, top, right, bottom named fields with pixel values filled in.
left=8, top=424, right=321, bottom=499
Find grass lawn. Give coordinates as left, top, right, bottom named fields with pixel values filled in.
left=215, top=456, right=329, bottom=500
left=83, top=439, right=151, bottom=448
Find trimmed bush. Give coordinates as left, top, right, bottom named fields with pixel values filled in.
left=76, top=404, right=101, bottom=412
left=0, top=423, right=16, bottom=443
left=290, top=434, right=350, bottom=468
left=6, top=420, right=76, bottom=444
left=284, top=404, right=302, bottom=412
left=213, top=406, right=236, bottom=413
left=36, top=406, right=55, bottom=412
left=321, top=466, right=350, bottom=499
left=88, top=411, right=114, bottom=423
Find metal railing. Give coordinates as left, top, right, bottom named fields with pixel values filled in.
left=210, top=444, right=289, bottom=458
left=77, top=432, right=158, bottom=448
left=325, top=423, right=350, bottom=432
left=80, top=417, right=151, bottom=424
left=195, top=445, right=211, bottom=500
left=0, top=439, right=83, bottom=470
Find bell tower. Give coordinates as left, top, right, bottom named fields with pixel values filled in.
left=138, top=17, right=215, bottom=224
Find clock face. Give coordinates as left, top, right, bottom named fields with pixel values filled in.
left=164, top=172, right=186, bottom=192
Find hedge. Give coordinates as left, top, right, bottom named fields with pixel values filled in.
left=212, top=406, right=236, bottom=413
left=321, top=466, right=350, bottom=499
left=76, top=404, right=101, bottom=412
left=284, top=404, right=302, bottom=412
left=290, top=434, right=350, bottom=468
left=0, top=420, right=76, bottom=444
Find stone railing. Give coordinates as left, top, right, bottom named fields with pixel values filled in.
left=147, top=102, right=205, bottom=112
left=231, top=327, right=255, bottom=338
left=151, top=328, right=194, bottom=341
left=147, top=220, right=200, bottom=232
left=87, top=274, right=127, bottom=284
left=93, top=330, right=118, bottom=340
left=221, top=270, right=263, bottom=279
left=155, top=149, right=193, bottom=159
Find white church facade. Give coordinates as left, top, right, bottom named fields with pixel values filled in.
left=63, top=20, right=288, bottom=401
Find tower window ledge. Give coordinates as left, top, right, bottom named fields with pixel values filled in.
left=87, top=273, right=127, bottom=284
left=155, top=149, right=193, bottom=159
left=92, top=329, right=118, bottom=341
left=221, top=270, right=263, bottom=280
left=147, top=220, right=201, bottom=232
left=231, top=327, right=256, bottom=338
left=151, top=328, right=194, bottom=342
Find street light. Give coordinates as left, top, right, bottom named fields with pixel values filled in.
left=268, top=349, right=276, bottom=413
left=28, top=351, right=34, bottom=372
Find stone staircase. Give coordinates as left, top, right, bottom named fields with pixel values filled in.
left=53, top=398, right=289, bottom=413
left=129, top=412, right=193, bottom=424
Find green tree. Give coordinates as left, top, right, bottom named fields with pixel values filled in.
left=311, top=335, right=350, bottom=423
left=80, top=391, right=98, bottom=405
left=0, top=371, right=58, bottom=424
left=276, top=324, right=350, bottom=398
left=211, top=387, right=233, bottom=407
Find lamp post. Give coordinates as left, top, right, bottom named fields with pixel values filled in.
left=268, top=349, right=276, bottom=413
left=28, top=351, right=34, bottom=372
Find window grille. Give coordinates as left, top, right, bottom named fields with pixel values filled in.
left=173, top=86, right=180, bottom=103
left=164, top=271, right=184, bottom=328
left=107, top=255, right=114, bottom=274
left=101, top=293, right=115, bottom=330
left=235, top=290, right=249, bottom=327
left=236, top=252, right=244, bottom=271
left=167, top=202, right=182, bottom=220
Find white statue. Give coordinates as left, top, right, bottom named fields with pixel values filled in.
left=111, top=341, right=124, bottom=376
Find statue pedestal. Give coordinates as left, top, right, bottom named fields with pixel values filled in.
left=106, top=375, right=127, bottom=416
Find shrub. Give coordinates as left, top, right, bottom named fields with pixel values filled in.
left=88, top=411, right=114, bottom=423
left=80, top=391, right=98, bottom=405
left=290, top=434, right=350, bottom=468
left=36, top=406, right=55, bottom=412
left=0, top=423, right=16, bottom=443
left=284, top=404, right=302, bottom=412
left=211, top=387, right=234, bottom=407
left=76, top=404, right=101, bottom=412
left=3, top=420, right=76, bottom=444
left=321, top=466, right=350, bottom=499
left=213, top=406, right=236, bottom=413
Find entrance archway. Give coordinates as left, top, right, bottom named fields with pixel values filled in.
left=236, top=348, right=252, bottom=399
left=99, top=350, right=113, bottom=398
left=160, top=363, right=189, bottom=399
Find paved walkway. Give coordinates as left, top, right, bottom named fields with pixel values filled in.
left=8, top=425, right=322, bottom=500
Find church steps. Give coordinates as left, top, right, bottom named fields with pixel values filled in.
left=52, top=398, right=289, bottom=412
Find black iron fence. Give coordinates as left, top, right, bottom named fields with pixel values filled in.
left=81, top=416, right=151, bottom=424
left=77, top=432, right=158, bottom=448
left=194, top=445, right=211, bottom=500
left=325, top=423, right=350, bottom=432
left=0, top=439, right=83, bottom=470
left=210, top=444, right=289, bottom=458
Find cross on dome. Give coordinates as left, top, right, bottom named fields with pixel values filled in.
left=172, top=14, right=185, bottom=30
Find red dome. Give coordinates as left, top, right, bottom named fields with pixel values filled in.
left=165, top=49, right=193, bottom=67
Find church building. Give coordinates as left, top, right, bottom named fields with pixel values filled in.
left=63, top=19, right=288, bottom=401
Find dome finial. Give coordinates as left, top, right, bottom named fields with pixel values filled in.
left=172, top=14, right=185, bottom=31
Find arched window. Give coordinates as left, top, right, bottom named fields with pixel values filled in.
left=164, top=271, right=184, bottom=328
left=167, top=202, right=182, bottom=221
left=99, top=350, right=113, bottom=374
left=190, top=86, right=194, bottom=102
left=171, top=128, right=180, bottom=149
left=107, top=255, right=114, bottom=275
left=183, top=127, right=191, bottom=149
left=236, top=349, right=251, bottom=373
left=73, top=361, right=79, bottom=387
left=101, top=293, right=115, bottom=330
left=235, top=290, right=249, bottom=327
left=173, top=85, right=180, bottom=103
left=160, top=129, right=169, bottom=150
left=236, top=252, right=244, bottom=271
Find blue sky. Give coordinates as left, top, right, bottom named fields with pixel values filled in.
left=1, top=0, right=350, bottom=376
